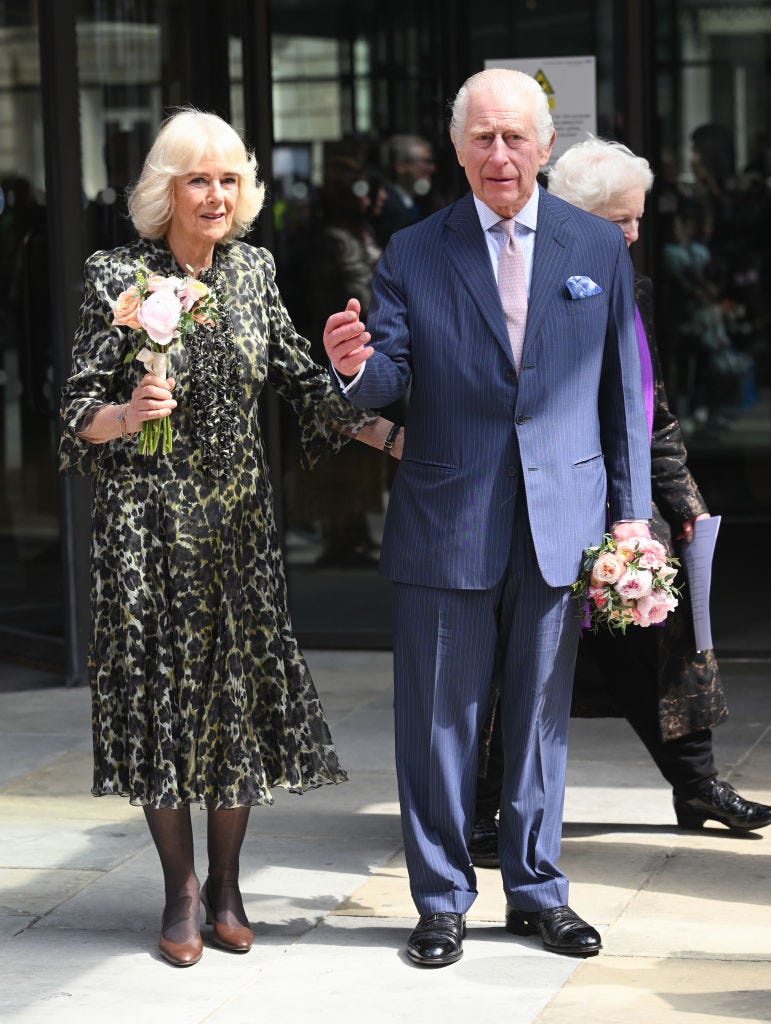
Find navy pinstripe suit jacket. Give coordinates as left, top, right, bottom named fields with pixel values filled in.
left=343, top=187, right=652, bottom=589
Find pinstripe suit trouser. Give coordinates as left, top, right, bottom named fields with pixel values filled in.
left=392, top=488, right=582, bottom=915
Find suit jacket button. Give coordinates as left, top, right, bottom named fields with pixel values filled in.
left=506, top=367, right=516, bottom=378
left=507, top=466, right=518, bottom=477
left=515, top=413, right=528, bottom=424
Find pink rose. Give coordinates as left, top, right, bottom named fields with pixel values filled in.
left=635, top=590, right=678, bottom=625
left=590, top=552, right=624, bottom=587
left=588, top=585, right=608, bottom=608
left=635, top=537, right=668, bottom=570
left=137, top=289, right=182, bottom=345
left=614, top=567, right=653, bottom=601
left=177, top=277, right=209, bottom=313
left=147, top=274, right=183, bottom=293
left=111, top=286, right=142, bottom=328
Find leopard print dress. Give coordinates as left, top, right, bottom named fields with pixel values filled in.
left=59, top=237, right=376, bottom=809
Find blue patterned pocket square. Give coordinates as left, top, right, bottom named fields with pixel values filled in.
left=566, top=275, right=603, bottom=299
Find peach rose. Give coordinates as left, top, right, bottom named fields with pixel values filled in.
left=589, top=552, right=624, bottom=587
left=111, top=286, right=142, bottom=329
left=587, top=585, right=608, bottom=608
left=614, top=567, right=653, bottom=601
left=147, top=274, right=183, bottom=293
left=614, top=537, right=639, bottom=564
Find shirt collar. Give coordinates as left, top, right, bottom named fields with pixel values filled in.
left=473, top=186, right=539, bottom=233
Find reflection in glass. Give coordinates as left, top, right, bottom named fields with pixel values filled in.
left=0, top=8, right=63, bottom=644
left=656, top=1, right=770, bottom=469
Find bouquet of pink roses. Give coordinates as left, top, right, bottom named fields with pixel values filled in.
left=111, top=260, right=218, bottom=455
left=571, top=532, right=680, bottom=633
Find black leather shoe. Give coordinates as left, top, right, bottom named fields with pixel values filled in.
left=468, top=815, right=500, bottom=868
left=674, top=779, right=771, bottom=832
left=406, top=913, right=466, bottom=966
left=505, top=904, right=601, bottom=956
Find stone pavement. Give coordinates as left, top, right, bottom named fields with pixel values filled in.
left=0, top=651, right=769, bottom=1024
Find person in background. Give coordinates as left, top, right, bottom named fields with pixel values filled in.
left=59, top=109, right=402, bottom=968
left=323, top=69, right=651, bottom=967
left=302, top=157, right=388, bottom=567
left=372, top=133, right=437, bottom=245
left=469, top=136, right=771, bottom=872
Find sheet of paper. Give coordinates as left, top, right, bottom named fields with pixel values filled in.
left=679, top=516, right=721, bottom=651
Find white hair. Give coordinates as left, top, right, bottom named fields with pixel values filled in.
left=128, top=108, right=265, bottom=241
left=449, top=68, right=554, bottom=150
left=547, top=135, right=653, bottom=212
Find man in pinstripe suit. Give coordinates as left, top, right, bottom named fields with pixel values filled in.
left=324, top=68, right=652, bottom=966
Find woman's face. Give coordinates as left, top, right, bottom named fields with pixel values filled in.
left=592, top=185, right=646, bottom=248
left=170, top=153, right=239, bottom=252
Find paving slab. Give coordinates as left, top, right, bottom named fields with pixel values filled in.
left=204, top=917, right=583, bottom=1024
left=0, top=652, right=768, bottom=1024
left=536, top=958, right=771, bottom=1024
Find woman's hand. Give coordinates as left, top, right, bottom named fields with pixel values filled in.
left=677, top=512, right=710, bottom=544
left=76, top=374, right=177, bottom=445
left=123, top=374, right=177, bottom=433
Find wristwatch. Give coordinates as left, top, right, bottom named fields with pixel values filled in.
left=383, top=424, right=401, bottom=452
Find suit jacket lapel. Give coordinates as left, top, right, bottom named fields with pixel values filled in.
left=524, top=187, right=573, bottom=360
left=444, top=193, right=513, bottom=361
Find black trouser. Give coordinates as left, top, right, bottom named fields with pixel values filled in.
left=476, top=625, right=717, bottom=818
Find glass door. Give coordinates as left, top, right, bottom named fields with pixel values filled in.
left=0, top=6, right=63, bottom=655
left=653, top=0, right=771, bottom=654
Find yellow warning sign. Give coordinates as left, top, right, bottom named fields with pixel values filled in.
left=534, top=69, right=556, bottom=110
left=484, top=57, right=597, bottom=160
left=534, top=70, right=554, bottom=94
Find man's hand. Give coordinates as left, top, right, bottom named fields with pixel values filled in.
left=323, top=297, right=374, bottom=378
left=612, top=520, right=651, bottom=541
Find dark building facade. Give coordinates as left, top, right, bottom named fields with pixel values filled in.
left=1, top=0, right=769, bottom=681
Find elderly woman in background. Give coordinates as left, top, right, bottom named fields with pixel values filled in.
left=470, top=137, right=770, bottom=869
left=59, top=109, right=401, bottom=967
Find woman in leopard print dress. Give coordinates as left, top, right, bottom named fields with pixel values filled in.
left=59, top=110, right=401, bottom=967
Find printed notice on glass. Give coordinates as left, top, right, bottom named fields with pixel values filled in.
left=484, top=56, right=597, bottom=162
left=680, top=516, right=721, bottom=651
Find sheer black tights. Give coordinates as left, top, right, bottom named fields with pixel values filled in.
left=206, top=805, right=251, bottom=927
left=143, top=805, right=251, bottom=940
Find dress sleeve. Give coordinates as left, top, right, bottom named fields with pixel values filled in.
left=261, top=248, right=378, bottom=468
left=58, top=251, right=133, bottom=475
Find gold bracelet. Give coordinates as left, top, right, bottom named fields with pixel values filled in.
left=117, top=404, right=129, bottom=439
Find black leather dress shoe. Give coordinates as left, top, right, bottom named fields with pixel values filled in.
left=468, top=815, right=500, bottom=868
left=674, top=779, right=771, bottom=832
left=505, top=904, right=601, bottom=956
left=406, top=913, right=466, bottom=966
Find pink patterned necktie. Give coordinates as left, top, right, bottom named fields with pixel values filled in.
left=497, top=218, right=528, bottom=371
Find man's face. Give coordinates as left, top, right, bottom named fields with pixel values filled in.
left=396, top=144, right=435, bottom=192
left=453, top=89, right=554, bottom=218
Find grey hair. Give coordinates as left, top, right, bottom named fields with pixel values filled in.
left=128, top=108, right=265, bottom=241
left=449, top=68, right=554, bottom=150
left=387, top=134, right=431, bottom=168
left=547, top=135, right=654, bottom=212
